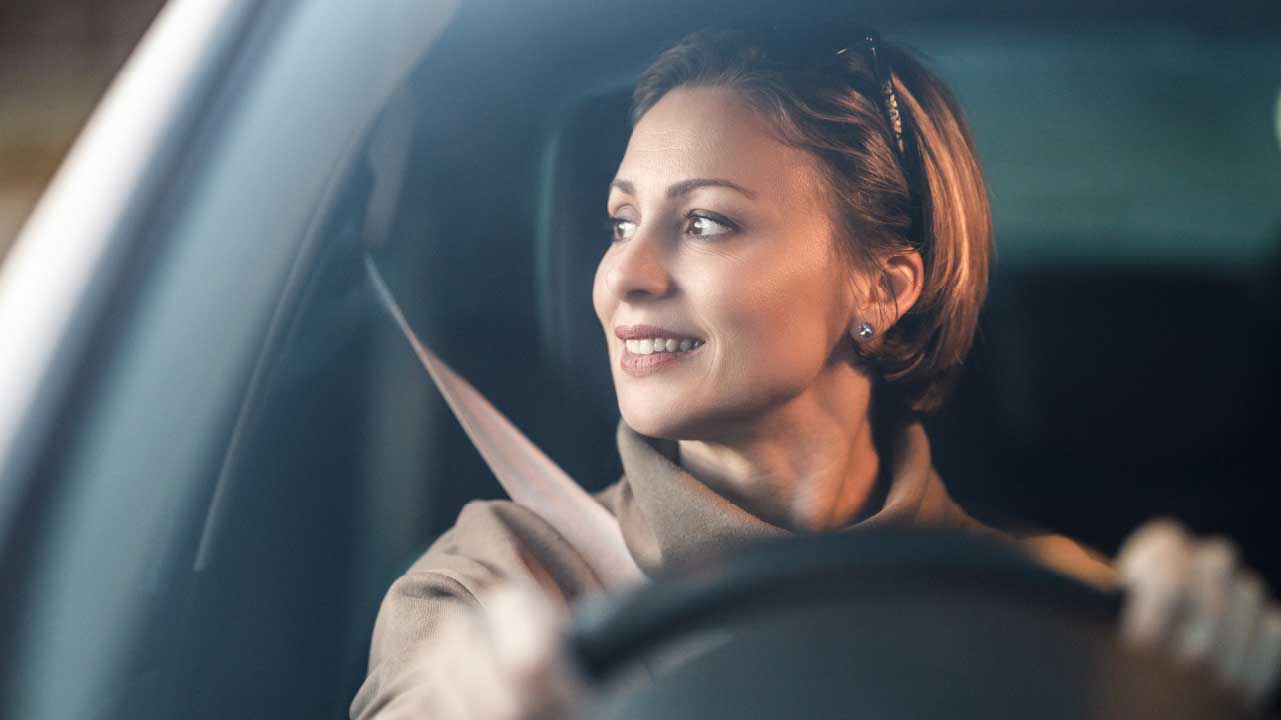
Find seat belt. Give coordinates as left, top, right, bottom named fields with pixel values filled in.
left=364, top=255, right=644, bottom=592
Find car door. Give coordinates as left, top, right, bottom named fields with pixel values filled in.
left=0, top=1, right=460, bottom=717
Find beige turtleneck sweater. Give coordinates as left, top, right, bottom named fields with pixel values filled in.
left=350, top=419, right=1116, bottom=719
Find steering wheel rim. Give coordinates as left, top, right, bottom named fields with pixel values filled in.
left=569, top=526, right=1121, bottom=682
left=567, top=527, right=1253, bottom=720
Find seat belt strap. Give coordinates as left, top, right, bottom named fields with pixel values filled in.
left=364, top=255, right=643, bottom=592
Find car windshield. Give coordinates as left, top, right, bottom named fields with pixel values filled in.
left=1, top=3, right=1278, bottom=719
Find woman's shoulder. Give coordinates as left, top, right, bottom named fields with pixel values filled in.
left=404, top=497, right=608, bottom=598
left=393, top=476, right=629, bottom=603
left=951, top=501, right=1120, bottom=591
left=1017, top=532, right=1119, bottom=590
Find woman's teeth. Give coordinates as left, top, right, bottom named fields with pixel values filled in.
left=625, top=338, right=704, bottom=355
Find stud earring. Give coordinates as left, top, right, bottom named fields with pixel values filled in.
left=856, top=322, right=875, bottom=340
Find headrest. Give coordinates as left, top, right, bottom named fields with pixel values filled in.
left=539, top=91, right=634, bottom=418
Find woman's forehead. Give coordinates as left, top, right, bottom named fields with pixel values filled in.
left=615, top=86, right=822, bottom=199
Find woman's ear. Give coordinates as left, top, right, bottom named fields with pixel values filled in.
left=850, top=250, right=925, bottom=341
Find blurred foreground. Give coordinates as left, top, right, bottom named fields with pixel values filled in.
left=0, top=0, right=165, bottom=257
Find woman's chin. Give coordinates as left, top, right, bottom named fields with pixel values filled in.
left=618, top=401, right=692, bottom=440
left=618, top=398, right=733, bottom=441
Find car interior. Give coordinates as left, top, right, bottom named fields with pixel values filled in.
left=2, top=0, right=1279, bottom=718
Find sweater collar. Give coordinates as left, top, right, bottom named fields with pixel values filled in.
left=609, top=417, right=970, bottom=577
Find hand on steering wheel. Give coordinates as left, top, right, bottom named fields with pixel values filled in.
left=374, top=579, right=587, bottom=720
left=1118, top=518, right=1281, bottom=708
left=567, top=528, right=1257, bottom=720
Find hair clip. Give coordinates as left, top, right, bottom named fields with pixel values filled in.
left=837, top=30, right=906, bottom=156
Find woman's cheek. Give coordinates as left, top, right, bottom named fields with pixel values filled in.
left=591, top=258, right=614, bottom=329
left=700, top=283, right=801, bottom=404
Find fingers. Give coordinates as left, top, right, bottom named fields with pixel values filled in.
left=375, top=579, right=578, bottom=720
left=483, top=580, right=565, bottom=685
left=1175, top=536, right=1236, bottom=661
left=1217, top=571, right=1264, bottom=681
left=481, top=580, right=585, bottom=718
left=1118, top=518, right=1281, bottom=709
left=1117, top=519, right=1191, bottom=646
left=452, top=619, right=524, bottom=720
left=1241, top=609, right=1281, bottom=705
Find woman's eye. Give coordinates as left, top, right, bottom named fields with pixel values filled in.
left=686, top=213, right=734, bottom=238
left=608, top=217, right=637, bottom=242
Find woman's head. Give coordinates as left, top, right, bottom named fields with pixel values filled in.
left=592, top=27, right=991, bottom=440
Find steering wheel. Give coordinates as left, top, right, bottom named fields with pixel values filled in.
left=567, top=527, right=1255, bottom=720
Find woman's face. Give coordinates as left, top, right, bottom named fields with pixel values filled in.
left=593, top=85, right=865, bottom=440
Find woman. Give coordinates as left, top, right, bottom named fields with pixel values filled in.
left=351, top=27, right=1281, bottom=719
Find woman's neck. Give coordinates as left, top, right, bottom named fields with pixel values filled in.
left=674, top=365, right=886, bottom=533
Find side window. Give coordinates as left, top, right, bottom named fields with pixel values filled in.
left=923, top=29, right=1281, bottom=270
left=921, top=28, right=1281, bottom=576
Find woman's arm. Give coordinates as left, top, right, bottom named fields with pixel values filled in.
left=362, top=580, right=584, bottom=720
left=350, top=500, right=603, bottom=720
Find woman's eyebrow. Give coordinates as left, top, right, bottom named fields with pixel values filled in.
left=608, top=177, right=758, bottom=199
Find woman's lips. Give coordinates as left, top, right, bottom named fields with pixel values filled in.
left=620, top=341, right=705, bottom=377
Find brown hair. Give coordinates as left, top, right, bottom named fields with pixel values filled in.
left=631, top=28, right=993, bottom=414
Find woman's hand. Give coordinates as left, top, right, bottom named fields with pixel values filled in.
left=1117, top=518, right=1281, bottom=708
left=376, top=579, right=588, bottom=720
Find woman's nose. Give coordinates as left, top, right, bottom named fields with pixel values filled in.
left=604, top=230, right=673, bottom=301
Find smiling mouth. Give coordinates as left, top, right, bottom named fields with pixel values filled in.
left=624, top=337, right=704, bottom=355
left=619, top=338, right=705, bottom=377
